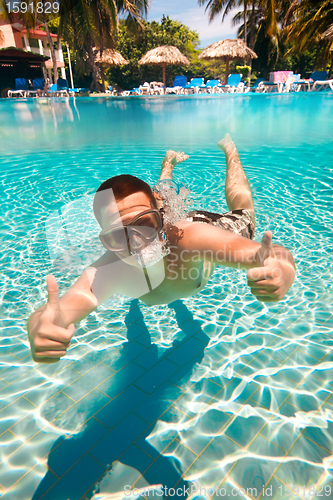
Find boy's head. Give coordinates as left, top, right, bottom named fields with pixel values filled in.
left=93, top=174, right=157, bottom=228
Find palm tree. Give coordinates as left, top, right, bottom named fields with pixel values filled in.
left=283, top=0, right=333, bottom=70
left=58, top=0, right=148, bottom=90
left=198, top=0, right=249, bottom=46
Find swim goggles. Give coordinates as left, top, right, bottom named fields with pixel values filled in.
left=99, top=209, right=163, bottom=252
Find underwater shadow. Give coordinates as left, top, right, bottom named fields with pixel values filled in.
left=32, top=299, right=209, bottom=500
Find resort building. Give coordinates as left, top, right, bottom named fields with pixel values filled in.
left=0, top=16, right=66, bottom=82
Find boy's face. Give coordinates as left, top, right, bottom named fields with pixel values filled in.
left=100, top=192, right=163, bottom=267
left=102, top=191, right=154, bottom=230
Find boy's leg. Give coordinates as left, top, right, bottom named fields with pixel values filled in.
left=155, top=151, right=189, bottom=209
left=218, top=134, right=255, bottom=228
left=158, top=150, right=189, bottom=181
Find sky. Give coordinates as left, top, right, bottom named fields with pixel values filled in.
left=146, top=0, right=239, bottom=48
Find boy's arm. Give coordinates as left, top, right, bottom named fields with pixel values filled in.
left=182, top=224, right=295, bottom=302
left=27, top=271, right=98, bottom=363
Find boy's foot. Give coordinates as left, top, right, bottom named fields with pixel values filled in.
left=160, top=150, right=189, bottom=178
left=217, top=133, right=237, bottom=155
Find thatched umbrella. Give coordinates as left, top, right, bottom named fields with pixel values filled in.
left=199, top=39, right=258, bottom=85
left=94, top=49, right=128, bottom=92
left=138, top=45, right=190, bottom=89
left=322, top=24, right=333, bottom=40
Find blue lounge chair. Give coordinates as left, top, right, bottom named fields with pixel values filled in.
left=8, top=78, right=28, bottom=98
left=182, top=78, right=204, bottom=94
left=199, top=80, right=221, bottom=93
left=49, top=83, right=57, bottom=96
left=295, top=71, right=328, bottom=92
left=189, top=78, right=204, bottom=93
left=166, top=75, right=188, bottom=94
left=249, top=77, right=265, bottom=92
left=218, top=74, right=243, bottom=93
left=312, top=78, right=333, bottom=92
left=33, top=78, right=44, bottom=90
left=121, top=88, right=140, bottom=96
left=56, top=78, right=69, bottom=96
left=257, top=80, right=282, bottom=93
left=68, top=88, right=90, bottom=96
left=26, top=78, right=45, bottom=97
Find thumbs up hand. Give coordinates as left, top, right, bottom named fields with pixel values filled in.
left=247, top=231, right=295, bottom=302
left=28, top=275, right=75, bottom=363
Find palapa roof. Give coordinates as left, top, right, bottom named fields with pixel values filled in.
left=322, top=24, right=333, bottom=40
left=138, top=45, right=190, bottom=66
left=0, top=46, right=49, bottom=66
left=199, top=39, right=258, bottom=60
left=94, top=49, right=128, bottom=66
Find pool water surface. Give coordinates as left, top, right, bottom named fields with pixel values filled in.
left=0, top=93, right=333, bottom=500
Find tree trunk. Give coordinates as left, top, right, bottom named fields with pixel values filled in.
left=43, top=11, right=58, bottom=84
left=101, top=65, right=106, bottom=92
left=243, top=0, right=248, bottom=66
left=162, top=63, right=166, bottom=88
left=250, top=0, right=255, bottom=49
left=244, top=0, right=248, bottom=46
left=88, top=40, right=98, bottom=92
left=247, top=0, right=256, bottom=87
left=224, top=57, right=230, bottom=85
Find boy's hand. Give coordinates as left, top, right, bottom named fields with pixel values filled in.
left=28, top=275, right=75, bottom=363
left=247, top=231, right=295, bottom=302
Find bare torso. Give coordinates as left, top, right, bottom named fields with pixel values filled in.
left=90, top=220, right=217, bottom=306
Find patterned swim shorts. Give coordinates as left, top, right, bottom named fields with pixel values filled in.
left=185, top=208, right=255, bottom=240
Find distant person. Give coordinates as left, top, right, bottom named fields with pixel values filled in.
left=43, top=78, right=50, bottom=96
left=28, top=134, right=296, bottom=362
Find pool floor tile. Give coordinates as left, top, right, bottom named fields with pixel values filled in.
left=50, top=389, right=111, bottom=432
left=94, top=384, right=149, bottom=428
left=134, top=345, right=160, bottom=370
left=133, top=381, right=180, bottom=424
left=0, top=431, right=24, bottom=466
left=134, top=358, right=180, bottom=394
left=61, top=364, right=115, bottom=401
left=260, top=422, right=302, bottom=452
left=274, top=460, right=324, bottom=487
left=165, top=337, right=207, bottom=366
left=39, top=392, right=75, bottom=424
left=248, top=434, right=285, bottom=458
left=9, top=414, right=42, bottom=441
left=138, top=453, right=190, bottom=494
left=185, top=439, right=237, bottom=479
left=98, top=363, right=146, bottom=398
left=250, top=387, right=272, bottom=410
left=288, top=435, right=331, bottom=463
left=45, top=417, right=110, bottom=477
left=1, top=448, right=41, bottom=489
left=118, top=444, right=154, bottom=473
left=112, top=341, right=149, bottom=369
left=301, top=424, right=332, bottom=453
left=168, top=355, right=206, bottom=387
left=68, top=348, right=118, bottom=374
left=225, top=416, right=264, bottom=447
left=90, top=413, right=151, bottom=467
left=0, top=397, right=35, bottom=437
left=32, top=453, right=105, bottom=500
left=228, top=458, right=277, bottom=495
left=1, top=463, right=57, bottom=500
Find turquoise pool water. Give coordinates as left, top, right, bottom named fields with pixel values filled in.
left=0, top=93, right=333, bottom=500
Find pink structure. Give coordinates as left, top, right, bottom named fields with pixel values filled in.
left=0, top=17, right=66, bottom=82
